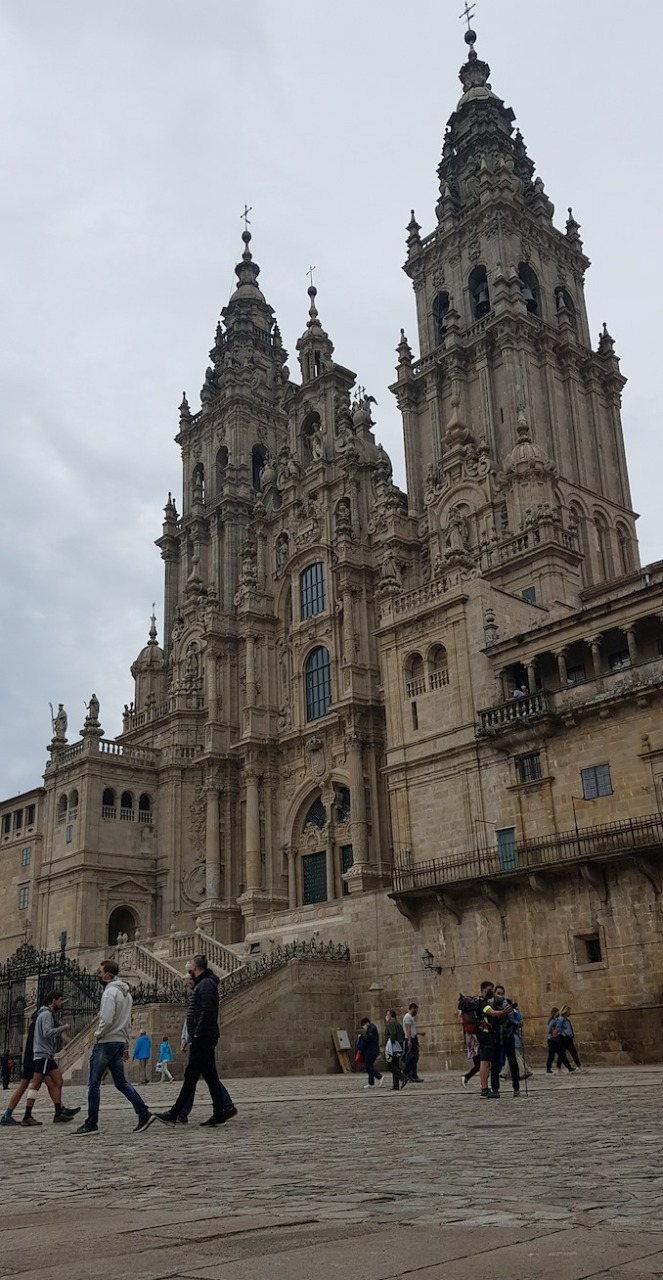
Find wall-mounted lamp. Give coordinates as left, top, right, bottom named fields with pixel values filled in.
left=421, top=948, right=443, bottom=975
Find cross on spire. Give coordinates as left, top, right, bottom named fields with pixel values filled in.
left=307, top=264, right=316, bottom=289
left=459, top=2, right=476, bottom=32
left=241, top=203, right=252, bottom=232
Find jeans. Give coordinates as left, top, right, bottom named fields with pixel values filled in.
left=402, top=1038, right=420, bottom=1080
left=87, top=1042, right=147, bottom=1128
left=491, top=1039, right=520, bottom=1093
left=364, top=1050, right=382, bottom=1085
left=169, top=1039, right=231, bottom=1120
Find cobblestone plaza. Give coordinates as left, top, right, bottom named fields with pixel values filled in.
left=1, top=1068, right=662, bottom=1279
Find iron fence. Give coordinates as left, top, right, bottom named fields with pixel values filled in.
left=218, top=938, right=351, bottom=1002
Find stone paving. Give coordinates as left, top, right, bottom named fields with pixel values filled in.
left=1, top=1067, right=662, bottom=1278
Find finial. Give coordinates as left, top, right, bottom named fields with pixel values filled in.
left=565, top=206, right=582, bottom=246
left=241, top=203, right=252, bottom=233
left=397, top=328, right=413, bottom=367
left=148, top=605, right=158, bottom=645
left=307, top=264, right=316, bottom=289
left=460, top=2, right=477, bottom=49
left=179, top=392, right=191, bottom=423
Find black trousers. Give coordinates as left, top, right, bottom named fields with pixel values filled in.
left=464, top=1054, right=481, bottom=1081
left=170, top=1038, right=226, bottom=1119
left=491, top=1039, right=520, bottom=1092
left=556, top=1035, right=577, bottom=1070
left=402, top=1038, right=420, bottom=1080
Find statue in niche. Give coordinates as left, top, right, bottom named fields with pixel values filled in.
left=335, top=498, right=352, bottom=538
left=185, top=645, right=199, bottom=685
left=275, top=532, right=289, bottom=572
left=239, top=542, right=258, bottom=586
left=445, top=507, right=469, bottom=552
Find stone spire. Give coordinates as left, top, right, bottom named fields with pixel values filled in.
left=296, top=280, right=334, bottom=383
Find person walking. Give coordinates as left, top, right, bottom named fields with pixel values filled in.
left=156, top=1036, right=174, bottom=1082
left=154, top=954, right=236, bottom=1129
left=73, top=960, right=154, bottom=1136
left=475, top=980, right=509, bottom=1099
left=1, top=1009, right=79, bottom=1127
left=132, top=1030, right=152, bottom=1085
left=358, top=1018, right=383, bottom=1089
left=20, top=991, right=76, bottom=1127
left=556, top=1005, right=588, bottom=1074
left=384, top=1009, right=405, bottom=1090
left=458, top=994, right=481, bottom=1090
left=545, top=1006, right=560, bottom=1073
left=402, top=1002, right=425, bottom=1082
left=487, top=985, right=520, bottom=1098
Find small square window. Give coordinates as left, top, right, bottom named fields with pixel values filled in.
left=18, top=885, right=29, bottom=911
left=574, top=932, right=604, bottom=967
left=585, top=935, right=603, bottom=964
left=516, top=752, right=542, bottom=784
left=521, top=586, right=536, bottom=604
left=566, top=664, right=586, bottom=685
left=21, top=847, right=31, bottom=867
left=581, top=764, right=612, bottom=800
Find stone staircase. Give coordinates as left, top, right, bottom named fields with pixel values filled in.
left=114, top=929, right=249, bottom=985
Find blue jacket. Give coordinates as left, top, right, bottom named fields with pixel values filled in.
left=132, top=1033, right=151, bottom=1060
left=157, top=1040, right=174, bottom=1063
left=556, top=1016, right=573, bottom=1038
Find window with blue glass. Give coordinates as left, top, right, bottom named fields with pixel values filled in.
left=302, top=851, right=327, bottom=904
left=305, top=646, right=332, bottom=721
left=341, top=844, right=354, bottom=896
left=300, top=562, right=326, bottom=620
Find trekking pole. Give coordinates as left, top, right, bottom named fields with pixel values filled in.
left=520, top=1032, right=529, bottom=1099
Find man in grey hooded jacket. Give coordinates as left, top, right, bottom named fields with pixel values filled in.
left=73, top=960, right=154, bottom=1136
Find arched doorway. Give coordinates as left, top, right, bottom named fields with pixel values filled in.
left=108, top=905, right=137, bottom=946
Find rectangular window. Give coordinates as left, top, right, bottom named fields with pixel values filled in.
left=300, top=562, right=326, bottom=620
left=26, top=804, right=36, bottom=826
left=302, top=851, right=327, bottom=905
left=585, top=935, right=603, bottom=964
left=496, top=826, right=518, bottom=873
left=516, top=752, right=542, bottom=784
left=21, top=847, right=31, bottom=867
left=521, top=586, right=537, bottom=604
left=18, top=885, right=29, bottom=911
left=1, top=815, right=10, bottom=836
left=14, top=809, right=23, bottom=830
left=341, top=844, right=353, bottom=896
left=608, top=650, right=630, bottom=671
left=65, top=824, right=73, bottom=844
left=566, top=664, right=587, bottom=685
left=581, top=763, right=613, bottom=800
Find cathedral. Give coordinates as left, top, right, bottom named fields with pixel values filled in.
left=3, top=26, right=663, bottom=1061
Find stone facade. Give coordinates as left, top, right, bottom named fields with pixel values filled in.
left=3, top=30, right=663, bottom=1063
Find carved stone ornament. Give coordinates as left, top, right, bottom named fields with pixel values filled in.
left=182, top=863, right=207, bottom=906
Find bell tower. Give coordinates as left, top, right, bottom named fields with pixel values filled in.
left=392, top=23, right=639, bottom=594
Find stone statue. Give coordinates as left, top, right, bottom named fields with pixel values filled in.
left=310, top=424, right=324, bottom=460
left=276, top=532, right=289, bottom=572
left=87, top=693, right=100, bottom=724
left=446, top=507, right=468, bottom=552
left=335, top=498, right=352, bottom=538
left=51, top=703, right=68, bottom=743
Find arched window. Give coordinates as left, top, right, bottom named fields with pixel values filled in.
left=102, top=788, right=116, bottom=820
left=57, top=794, right=68, bottom=825
left=300, top=562, right=325, bottom=619
left=138, top=794, right=152, bottom=826
left=69, top=789, right=79, bottom=817
left=428, top=644, right=449, bottom=691
left=405, top=653, right=425, bottom=698
left=595, top=513, right=614, bottom=583
left=305, top=647, right=332, bottom=721
left=192, top=462, right=205, bottom=504
left=569, top=503, right=592, bottom=586
left=303, top=796, right=327, bottom=831
left=432, top=291, right=450, bottom=344
left=469, top=265, right=490, bottom=320
left=120, top=791, right=134, bottom=822
left=518, top=263, right=539, bottom=315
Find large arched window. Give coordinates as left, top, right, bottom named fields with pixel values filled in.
left=102, top=788, right=116, bottom=819
left=405, top=653, right=425, bottom=698
left=432, top=291, right=450, bottom=344
left=305, top=647, right=332, bottom=721
left=57, top=794, right=68, bottom=825
left=303, top=796, right=327, bottom=831
left=300, top=562, right=325, bottom=619
left=595, top=513, right=614, bottom=583
left=469, top=265, right=490, bottom=320
left=428, top=644, right=449, bottom=691
left=120, top=791, right=134, bottom=822
left=138, top=794, right=152, bottom=826
left=518, top=263, right=539, bottom=315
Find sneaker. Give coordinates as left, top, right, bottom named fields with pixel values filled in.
left=461, top=1074, right=468, bottom=1089
left=153, top=1112, right=177, bottom=1126
left=491, top=1090, right=501, bottom=1098
left=133, top=1110, right=155, bottom=1133
left=400, top=1077, right=409, bottom=1088
left=223, top=1106, right=238, bottom=1121
left=199, top=1115, right=225, bottom=1126
left=0, top=1113, right=19, bottom=1126
left=176, top=1115, right=189, bottom=1125
left=53, top=1112, right=75, bottom=1123
left=21, top=1115, right=42, bottom=1127
left=512, top=1090, right=520, bottom=1098
left=412, top=1077, right=424, bottom=1083
left=363, top=1083, right=373, bottom=1089
left=377, top=1076, right=385, bottom=1087
left=61, top=1106, right=81, bottom=1117
left=72, top=1124, right=99, bottom=1135
left=480, top=1088, right=494, bottom=1099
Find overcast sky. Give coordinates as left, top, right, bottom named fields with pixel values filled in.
left=1, top=0, right=661, bottom=798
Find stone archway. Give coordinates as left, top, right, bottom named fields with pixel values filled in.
left=107, top=905, right=138, bottom=946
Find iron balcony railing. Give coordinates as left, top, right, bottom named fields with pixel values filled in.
left=392, top=811, right=663, bottom=893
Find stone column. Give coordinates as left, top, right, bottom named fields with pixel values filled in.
left=589, top=635, right=603, bottom=677
left=347, top=732, right=368, bottom=866
left=287, top=845, right=296, bottom=910
left=625, top=626, right=638, bottom=666
left=342, top=588, right=355, bottom=666
left=245, top=635, right=256, bottom=707
left=204, top=781, right=221, bottom=901
left=324, top=827, right=335, bottom=902
left=244, top=767, right=261, bottom=891
left=556, top=648, right=568, bottom=686
left=499, top=670, right=510, bottom=703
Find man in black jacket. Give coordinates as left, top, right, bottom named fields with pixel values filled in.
left=154, top=955, right=235, bottom=1129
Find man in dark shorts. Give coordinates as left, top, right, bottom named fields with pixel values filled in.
left=21, top=991, right=76, bottom=1127
left=1, top=1004, right=79, bottom=1127
left=476, top=979, right=507, bottom=1099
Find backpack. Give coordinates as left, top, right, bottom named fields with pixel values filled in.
left=458, top=994, right=482, bottom=1035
